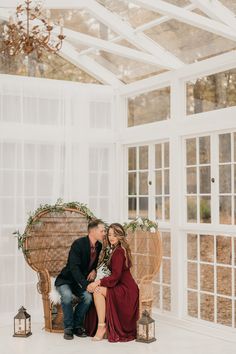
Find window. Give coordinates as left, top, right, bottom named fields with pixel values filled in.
left=128, top=145, right=149, bottom=219
left=185, top=136, right=211, bottom=224
left=187, top=68, right=236, bottom=115
left=185, top=132, right=236, bottom=225
left=127, top=142, right=170, bottom=222
left=128, top=87, right=170, bottom=127
left=153, top=230, right=172, bottom=311
left=187, top=232, right=235, bottom=327
left=219, top=133, right=236, bottom=225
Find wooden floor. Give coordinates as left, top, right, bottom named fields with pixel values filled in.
left=1, top=318, right=235, bottom=354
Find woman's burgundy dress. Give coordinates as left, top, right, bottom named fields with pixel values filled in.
left=85, top=246, right=139, bottom=342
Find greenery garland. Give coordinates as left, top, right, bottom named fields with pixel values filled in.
left=13, top=198, right=96, bottom=253
left=123, top=216, right=158, bottom=233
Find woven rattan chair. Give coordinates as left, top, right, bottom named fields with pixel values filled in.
left=127, top=229, right=162, bottom=315
left=23, top=206, right=90, bottom=332
left=22, top=207, right=161, bottom=332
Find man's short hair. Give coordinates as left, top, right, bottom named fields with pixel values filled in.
left=88, top=219, right=104, bottom=232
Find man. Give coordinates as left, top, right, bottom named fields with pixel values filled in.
left=55, top=219, right=105, bottom=340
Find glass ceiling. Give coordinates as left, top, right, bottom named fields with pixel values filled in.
left=0, top=0, right=235, bottom=85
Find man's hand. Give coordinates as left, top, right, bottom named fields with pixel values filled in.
left=87, top=269, right=96, bottom=281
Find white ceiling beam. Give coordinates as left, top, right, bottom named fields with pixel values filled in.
left=0, top=8, right=122, bottom=87
left=60, top=42, right=123, bottom=87
left=0, top=7, right=165, bottom=68
left=86, top=0, right=184, bottom=69
left=63, top=28, right=166, bottom=67
left=78, top=3, right=197, bottom=58
left=0, top=0, right=86, bottom=8
left=119, top=50, right=236, bottom=96
left=134, top=3, right=196, bottom=33
left=132, top=0, right=236, bottom=42
left=190, top=0, right=236, bottom=31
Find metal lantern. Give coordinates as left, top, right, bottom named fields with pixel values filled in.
left=136, top=310, right=156, bottom=343
left=13, top=306, right=32, bottom=337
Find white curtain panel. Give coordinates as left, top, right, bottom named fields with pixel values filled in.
left=0, top=75, right=115, bottom=321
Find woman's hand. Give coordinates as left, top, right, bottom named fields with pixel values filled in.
left=87, top=280, right=100, bottom=293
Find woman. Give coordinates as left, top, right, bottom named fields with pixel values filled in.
left=87, top=223, right=139, bottom=342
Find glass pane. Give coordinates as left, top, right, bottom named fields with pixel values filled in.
left=162, top=259, right=171, bottom=284
left=188, top=291, right=198, bottom=318
left=216, top=235, right=232, bottom=265
left=155, top=171, right=162, bottom=195
left=139, top=197, right=148, bottom=218
left=235, top=238, right=236, bottom=266
left=219, top=165, right=231, bottom=193
left=188, top=262, right=197, bottom=289
left=97, top=0, right=159, bottom=28
left=219, top=133, right=231, bottom=163
left=234, top=133, right=236, bottom=162
left=128, top=87, right=170, bottom=127
left=235, top=196, right=236, bottom=225
left=199, top=136, right=210, bottom=164
left=217, top=297, right=232, bottom=327
left=155, top=197, right=162, bottom=220
left=217, top=266, right=232, bottom=296
left=200, top=294, right=214, bottom=322
left=155, top=144, right=162, bottom=169
left=219, top=196, right=232, bottom=224
left=153, top=284, right=160, bottom=308
left=165, top=0, right=189, bottom=5
left=139, top=146, right=148, bottom=170
left=164, top=197, right=170, bottom=220
left=187, top=196, right=197, bottom=222
left=187, top=167, right=197, bottom=194
left=162, top=232, right=171, bottom=257
left=139, top=172, right=148, bottom=195
left=200, top=166, right=211, bottom=194
left=163, top=286, right=171, bottom=311
left=128, top=172, right=136, bottom=196
left=128, top=198, right=136, bottom=219
left=200, top=235, right=214, bottom=262
left=200, top=264, right=214, bottom=292
left=52, top=9, right=117, bottom=40
left=128, top=147, right=136, bottom=170
left=234, top=166, right=236, bottom=193
left=146, top=20, right=236, bottom=65
left=187, top=234, right=198, bottom=261
left=164, top=170, right=169, bottom=194
left=164, top=142, right=169, bottom=168
left=187, top=69, right=236, bottom=115
left=200, top=196, right=211, bottom=223
left=154, top=270, right=160, bottom=283
left=186, top=138, right=196, bottom=165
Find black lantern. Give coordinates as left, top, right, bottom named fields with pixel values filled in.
left=136, top=310, right=156, bottom=343
left=13, top=306, right=32, bottom=337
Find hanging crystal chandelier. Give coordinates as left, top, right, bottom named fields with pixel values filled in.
left=2, top=0, right=65, bottom=58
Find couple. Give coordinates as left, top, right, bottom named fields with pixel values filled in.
left=55, top=219, right=139, bottom=342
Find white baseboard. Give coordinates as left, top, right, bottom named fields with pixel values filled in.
left=153, top=309, right=236, bottom=343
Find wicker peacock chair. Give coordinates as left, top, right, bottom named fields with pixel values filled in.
left=22, top=202, right=94, bottom=332
left=127, top=228, right=162, bottom=316
left=21, top=205, right=161, bottom=332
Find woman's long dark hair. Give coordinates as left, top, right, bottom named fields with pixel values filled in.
left=107, top=223, right=132, bottom=267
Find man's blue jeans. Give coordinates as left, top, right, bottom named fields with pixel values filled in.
left=56, top=284, right=92, bottom=330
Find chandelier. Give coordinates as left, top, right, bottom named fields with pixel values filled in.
left=2, top=0, right=65, bottom=58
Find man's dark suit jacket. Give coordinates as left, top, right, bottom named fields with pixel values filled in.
left=55, top=236, right=102, bottom=296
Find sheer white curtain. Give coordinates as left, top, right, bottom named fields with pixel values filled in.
left=0, top=75, right=115, bottom=322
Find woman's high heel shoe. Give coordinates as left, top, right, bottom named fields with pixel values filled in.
left=92, top=323, right=106, bottom=341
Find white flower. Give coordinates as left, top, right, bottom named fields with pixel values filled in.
left=150, top=227, right=156, bottom=233
left=136, top=217, right=143, bottom=225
